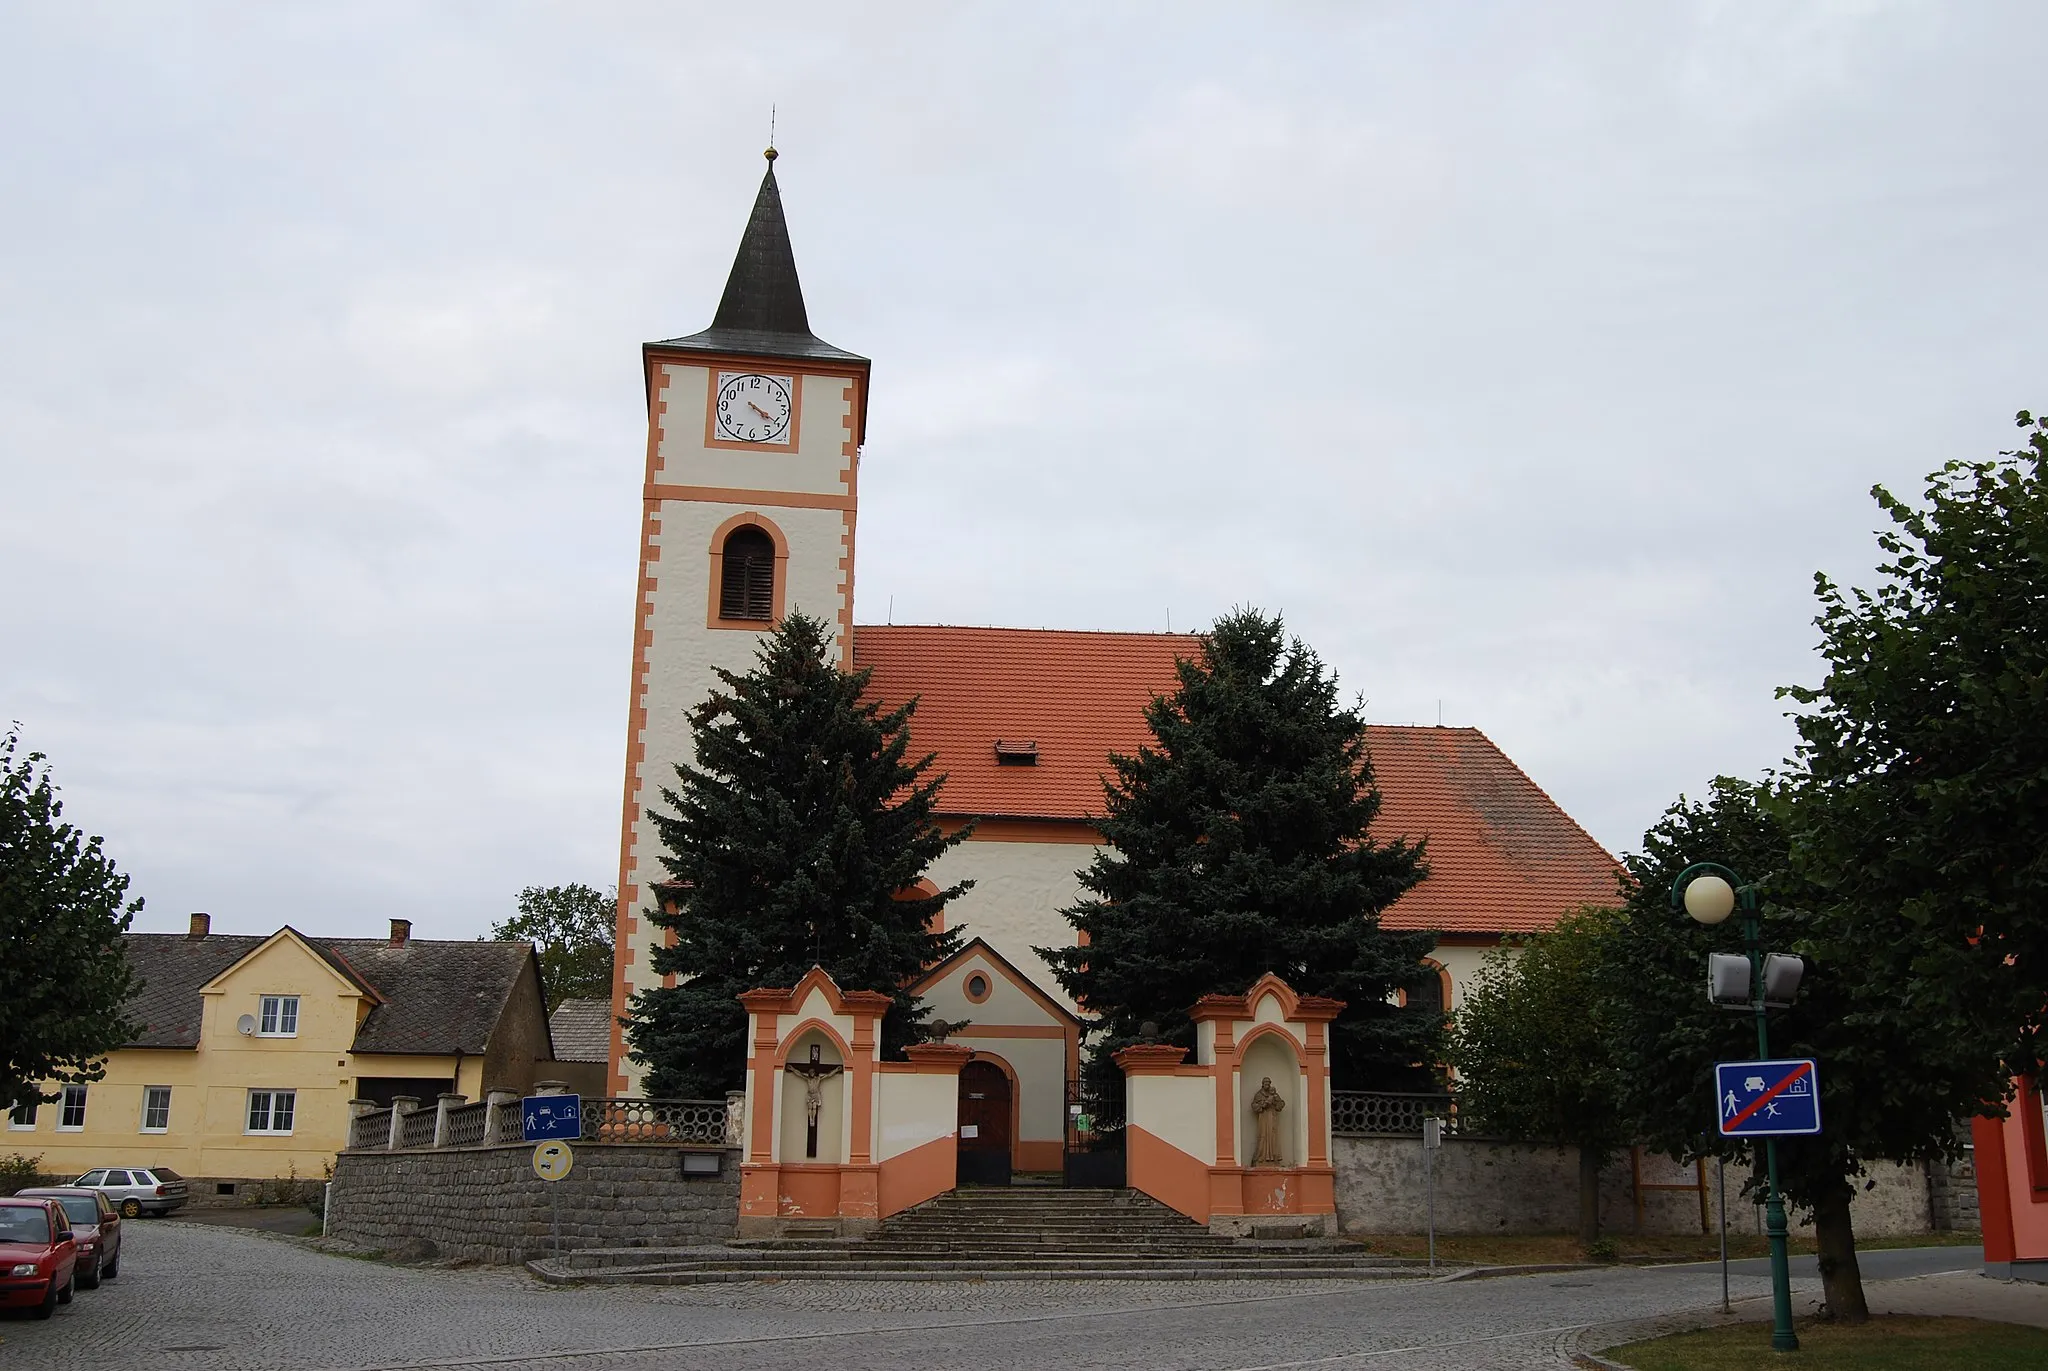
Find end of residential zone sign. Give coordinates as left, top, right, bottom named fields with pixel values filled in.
left=1715, top=1058, right=1822, bottom=1137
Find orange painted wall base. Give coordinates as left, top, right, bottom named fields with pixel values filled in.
left=738, top=1161, right=884, bottom=1237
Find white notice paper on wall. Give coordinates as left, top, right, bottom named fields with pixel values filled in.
left=961, top=1125, right=979, bottom=1139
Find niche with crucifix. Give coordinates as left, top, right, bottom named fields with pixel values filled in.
left=778, top=1031, right=847, bottom=1164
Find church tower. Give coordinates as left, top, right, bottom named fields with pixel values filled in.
left=608, top=151, right=869, bottom=1093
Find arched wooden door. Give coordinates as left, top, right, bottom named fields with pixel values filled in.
left=957, top=1059, right=1013, bottom=1186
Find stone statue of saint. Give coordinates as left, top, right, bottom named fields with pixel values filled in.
left=1250, top=1076, right=1287, bottom=1166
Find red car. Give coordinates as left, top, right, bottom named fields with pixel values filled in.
left=0, top=1197, right=78, bottom=1319
left=14, top=1189, right=120, bottom=1288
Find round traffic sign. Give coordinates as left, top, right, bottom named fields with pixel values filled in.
left=532, top=1140, right=574, bottom=1181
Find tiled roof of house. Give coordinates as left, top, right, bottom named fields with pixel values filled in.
left=118, top=932, right=537, bottom=1056
left=320, top=938, right=535, bottom=1056
left=851, top=624, right=1620, bottom=935
left=547, top=997, right=615, bottom=1064
left=123, top=934, right=266, bottom=1048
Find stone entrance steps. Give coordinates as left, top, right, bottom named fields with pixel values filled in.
left=530, top=1187, right=1422, bottom=1286
left=534, top=1254, right=1419, bottom=1285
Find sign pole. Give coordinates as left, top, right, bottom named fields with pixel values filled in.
left=529, top=1138, right=575, bottom=1261
left=1745, top=903, right=1799, bottom=1353
left=1423, top=1116, right=1442, bottom=1273
left=1717, top=1154, right=1729, bottom=1314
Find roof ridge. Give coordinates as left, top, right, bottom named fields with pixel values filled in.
left=855, top=624, right=1203, bottom=640
left=1441, top=726, right=1620, bottom=867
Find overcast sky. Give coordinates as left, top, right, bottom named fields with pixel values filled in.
left=3, top=2, right=2041, bottom=941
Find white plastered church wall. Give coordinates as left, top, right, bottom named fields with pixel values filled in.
left=918, top=951, right=1072, bottom=1148
left=657, top=365, right=855, bottom=498
left=924, top=839, right=1090, bottom=1012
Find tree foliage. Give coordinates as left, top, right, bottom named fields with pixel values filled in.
left=491, top=883, right=615, bottom=1014
left=624, top=614, right=969, bottom=1098
left=0, top=728, right=139, bottom=1113
left=1601, top=776, right=1998, bottom=1321
left=1039, top=609, right=1442, bottom=1105
left=1449, top=908, right=1625, bottom=1242
left=1785, top=411, right=2048, bottom=1082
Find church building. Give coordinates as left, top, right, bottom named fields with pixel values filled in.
left=606, top=152, right=1621, bottom=1175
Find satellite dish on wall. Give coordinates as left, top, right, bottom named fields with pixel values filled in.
left=237, top=1014, right=256, bottom=1036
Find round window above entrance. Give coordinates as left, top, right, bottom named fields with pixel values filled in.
left=964, top=973, right=991, bottom=1003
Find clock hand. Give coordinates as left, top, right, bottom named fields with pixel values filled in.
left=748, top=402, right=774, bottom=421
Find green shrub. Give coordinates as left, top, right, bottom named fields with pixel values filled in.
left=0, top=1153, right=47, bottom=1196
left=1585, top=1236, right=1621, bottom=1264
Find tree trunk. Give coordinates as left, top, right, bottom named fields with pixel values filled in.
left=1579, top=1145, right=1602, bottom=1246
left=1811, top=1182, right=1868, bottom=1324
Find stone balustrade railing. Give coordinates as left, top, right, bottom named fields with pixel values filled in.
left=1329, top=1090, right=1458, bottom=1138
left=341, top=1090, right=741, bottom=1152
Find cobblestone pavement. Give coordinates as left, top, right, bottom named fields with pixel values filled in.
left=0, top=1221, right=1819, bottom=1371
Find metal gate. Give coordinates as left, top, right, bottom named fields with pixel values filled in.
left=1061, top=1079, right=1125, bottom=1188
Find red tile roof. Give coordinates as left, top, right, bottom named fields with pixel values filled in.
left=855, top=625, right=1199, bottom=821
left=1361, top=726, right=1623, bottom=933
left=852, top=625, right=1620, bottom=936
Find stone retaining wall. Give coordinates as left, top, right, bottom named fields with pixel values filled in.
left=1332, top=1135, right=1939, bottom=1238
left=327, top=1143, right=739, bottom=1263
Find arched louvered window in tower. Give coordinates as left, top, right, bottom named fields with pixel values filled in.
left=719, top=525, right=776, bottom=621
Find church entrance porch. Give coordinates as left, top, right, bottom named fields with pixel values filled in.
left=956, top=1059, right=1013, bottom=1186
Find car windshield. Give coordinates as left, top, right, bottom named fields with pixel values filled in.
left=0, top=1209, right=48, bottom=1243
left=52, top=1197, right=98, bottom=1223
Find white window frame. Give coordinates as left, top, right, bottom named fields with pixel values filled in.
left=257, top=995, right=300, bottom=1037
left=246, top=1089, right=296, bottom=1135
left=7, top=1097, right=36, bottom=1130
left=57, top=1084, right=87, bottom=1131
left=141, top=1085, right=172, bottom=1133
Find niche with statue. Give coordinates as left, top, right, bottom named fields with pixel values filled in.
left=1238, top=1033, right=1302, bottom=1169
left=779, top=1030, right=846, bottom=1164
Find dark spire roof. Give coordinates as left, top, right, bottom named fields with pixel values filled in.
left=650, top=150, right=866, bottom=364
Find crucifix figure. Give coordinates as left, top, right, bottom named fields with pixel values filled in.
left=785, top=1042, right=843, bottom=1160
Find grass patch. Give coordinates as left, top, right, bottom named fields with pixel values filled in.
left=1610, top=1315, right=2048, bottom=1370
left=1353, top=1230, right=1980, bottom=1268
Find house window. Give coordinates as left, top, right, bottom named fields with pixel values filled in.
left=141, top=1086, right=172, bottom=1133
left=7, top=1097, right=36, bottom=1130
left=57, top=1084, right=87, bottom=1131
left=258, top=995, right=300, bottom=1037
left=246, top=1090, right=296, bottom=1135
left=718, top=526, right=776, bottom=621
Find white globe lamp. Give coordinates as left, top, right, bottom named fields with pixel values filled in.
left=1683, top=873, right=1737, bottom=926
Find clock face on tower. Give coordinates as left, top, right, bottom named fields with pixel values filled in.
left=714, top=372, right=794, bottom=444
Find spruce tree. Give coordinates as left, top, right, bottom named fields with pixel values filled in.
left=624, top=613, right=969, bottom=1098
left=1038, top=609, right=1441, bottom=1104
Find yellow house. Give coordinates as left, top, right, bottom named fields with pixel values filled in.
left=7, top=914, right=555, bottom=1190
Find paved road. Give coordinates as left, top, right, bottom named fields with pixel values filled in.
left=1667, top=1244, right=1982, bottom=1281
left=0, top=1221, right=1839, bottom=1371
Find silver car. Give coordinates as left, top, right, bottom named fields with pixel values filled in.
left=70, top=1166, right=188, bottom=1219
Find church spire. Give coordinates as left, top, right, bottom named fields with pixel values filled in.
left=650, top=149, right=865, bottom=363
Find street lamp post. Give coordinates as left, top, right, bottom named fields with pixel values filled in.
left=1674, top=862, right=1799, bottom=1354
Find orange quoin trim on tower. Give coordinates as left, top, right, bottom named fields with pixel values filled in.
left=608, top=361, right=675, bottom=1092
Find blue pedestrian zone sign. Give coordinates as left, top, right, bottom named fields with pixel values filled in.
left=1715, top=1059, right=1821, bottom=1137
left=522, top=1094, right=582, bottom=1142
